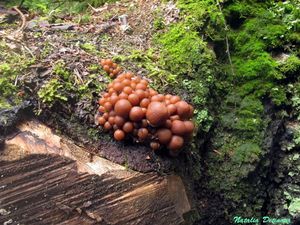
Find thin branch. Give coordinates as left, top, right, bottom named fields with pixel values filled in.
left=216, top=0, right=235, bottom=77
left=13, top=6, right=26, bottom=32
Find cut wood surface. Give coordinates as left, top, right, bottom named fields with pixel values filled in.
left=0, top=120, right=191, bottom=225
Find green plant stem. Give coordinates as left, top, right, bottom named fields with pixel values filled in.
left=216, top=0, right=235, bottom=77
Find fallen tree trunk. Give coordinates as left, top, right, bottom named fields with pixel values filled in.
left=0, top=120, right=192, bottom=225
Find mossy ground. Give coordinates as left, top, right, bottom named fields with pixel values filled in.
left=0, top=41, right=35, bottom=109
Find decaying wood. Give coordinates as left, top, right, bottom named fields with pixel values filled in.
left=0, top=120, right=191, bottom=225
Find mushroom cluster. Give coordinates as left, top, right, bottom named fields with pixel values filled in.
left=100, top=59, right=122, bottom=78
left=96, top=59, right=195, bottom=155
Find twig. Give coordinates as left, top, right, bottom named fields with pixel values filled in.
left=74, top=68, right=84, bottom=84
left=88, top=3, right=108, bottom=13
left=13, top=6, right=26, bottom=32
left=22, top=44, right=34, bottom=58
left=213, top=149, right=222, bottom=155
left=216, top=0, right=235, bottom=77
left=14, top=74, right=19, bottom=86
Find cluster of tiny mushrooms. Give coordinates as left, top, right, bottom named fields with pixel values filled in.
left=95, top=59, right=195, bottom=155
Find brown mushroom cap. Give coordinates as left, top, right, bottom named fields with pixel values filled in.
left=156, top=128, right=172, bottom=145
left=128, top=93, right=140, bottom=106
left=131, top=82, right=137, bottom=90
left=106, top=59, right=113, bottom=66
left=176, top=101, right=191, bottom=119
left=103, top=65, right=110, bottom=73
left=184, top=121, right=195, bottom=134
left=135, top=89, right=146, bottom=100
left=123, top=86, right=133, bottom=95
left=170, top=95, right=181, bottom=104
left=122, top=79, right=131, bottom=87
left=114, top=99, right=132, bottom=118
left=164, top=119, right=172, bottom=129
left=188, top=105, right=194, bottom=118
left=140, top=79, right=148, bottom=86
left=99, top=98, right=106, bottom=105
left=125, top=72, right=133, bottom=79
left=146, top=102, right=169, bottom=127
left=170, top=115, right=180, bottom=121
left=103, top=112, right=109, bottom=120
left=150, top=142, right=160, bottom=150
left=115, top=116, right=125, bottom=128
left=129, top=106, right=145, bottom=122
left=167, top=135, right=184, bottom=151
left=98, top=117, right=106, bottom=125
left=171, top=120, right=186, bottom=135
left=141, top=119, right=148, bottom=128
left=165, top=94, right=172, bottom=100
left=98, top=106, right=105, bottom=113
left=110, top=95, right=119, bottom=105
left=119, top=92, right=129, bottom=99
left=138, top=128, right=149, bottom=140
left=108, top=116, right=115, bottom=125
left=113, top=82, right=124, bottom=92
left=136, top=83, right=147, bottom=90
left=100, top=59, right=106, bottom=66
left=140, top=98, right=150, bottom=108
left=123, top=122, right=134, bottom=133
left=114, top=129, right=125, bottom=141
left=151, top=95, right=162, bottom=102
left=109, top=110, right=116, bottom=117
left=104, top=121, right=112, bottom=130
left=149, top=89, right=158, bottom=97
left=104, top=102, right=113, bottom=111
left=167, top=104, right=177, bottom=116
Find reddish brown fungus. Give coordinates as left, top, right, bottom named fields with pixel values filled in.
left=96, top=59, right=196, bottom=155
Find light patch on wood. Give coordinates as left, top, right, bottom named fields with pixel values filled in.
left=4, top=120, right=125, bottom=176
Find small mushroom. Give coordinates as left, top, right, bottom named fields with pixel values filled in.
left=129, top=106, right=145, bottom=122
left=140, top=98, right=150, bottom=108
left=184, top=121, right=195, bottom=134
left=104, top=121, right=112, bottom=130
left=123, top=122, right=134, bottom=133
left=115, top=116, right=125, bottom=128
left=171, top=120, right=186, bottom=135
left=128, top=93, right=140, bottom=106
left=156, top=128, right=172, bottom=145
left=167, top=104, right=177, bottom=116
left=146, top=102, right=169, bottom=127
left=114, top=99, right=132, bottom=118
left=138, top=128, right=149, bottom=140
left=176, top=101, right=191, bottom=119
left=167, top=135, right=184, bottom=151
left=114, top=129, right=125, bottom=141
left=98, top=117, right=106, bottom=125
left=150, top=142, right=160, bottom=150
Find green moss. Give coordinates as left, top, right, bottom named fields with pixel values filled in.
left=279, top=55, right=300, bottom=76
left=80, top=42, right=97, bottom=54
left=153, top=17, right=165, bottom=30
left=78, top=13, right=92, bottom=24
left=38, top=78, right=69, bottom=105
left=0, top=63, right=17, bottom=99
left=6, top=0, right=118, bottom=14
left=232, top=142, right=261, bottom=164
left=0, top=41, right=35, bottom=109
left=53, top=61, right=71, bottom=81
left=114, top=49, right=178, bottom=91
left=288, top=198, right=300, bottom=217
left=158, top=22, right=215, bottom=77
